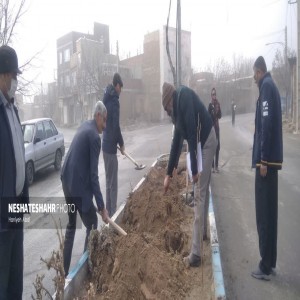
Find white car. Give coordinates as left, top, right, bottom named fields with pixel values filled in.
left=21, top=118, right=65, bottom=185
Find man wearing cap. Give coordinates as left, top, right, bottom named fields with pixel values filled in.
left=251, top=56, right=283, bottom=281
left=162, top=82, right=217, bottom=267
left=102, top=73, right=125, bottom=217
left=0, top=45, right=29, bottom=299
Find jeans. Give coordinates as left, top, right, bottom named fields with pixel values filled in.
left=62, top=183, right=97, bottom=276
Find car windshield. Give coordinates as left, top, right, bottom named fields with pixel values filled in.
left=22, top=124, right=35, bottom=143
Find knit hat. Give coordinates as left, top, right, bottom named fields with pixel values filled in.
left=162, top=82, right=175, bottom=108
left=0, top=45, right=22, bottom=74
left=253, top=56, right=267, bottom=73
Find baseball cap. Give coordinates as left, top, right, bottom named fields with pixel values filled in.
left=0, top=45, right=22, bottom=74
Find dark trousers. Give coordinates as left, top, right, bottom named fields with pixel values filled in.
left=0, top=227, right=23, bottom=300
left=255, top=168, right=278, bottom=275
left=103, top=152, right=118, bottom=217
left=62, top=183, right=97, bottom=276
left=212, top=131, right=220, bottom=169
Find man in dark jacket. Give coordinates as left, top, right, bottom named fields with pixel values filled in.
left=208, top=87, right=222, bottom=172
left=251, top=56, right=283, bottom=281
left=102, top=73, right=125, bottom=217
left=61, top=101, right=109, bottom=276
left=162, top=82, right=217, bottom=267
left=0, top=45, right=29, bottom=300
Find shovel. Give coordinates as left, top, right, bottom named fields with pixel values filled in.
left=117, top=146, right=146, bottom=170
left=95, top=208, right=127, bottom=236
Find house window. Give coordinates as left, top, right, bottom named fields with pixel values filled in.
left=64, top=48, right=70, bottom=62
left=59, top=52, right=63, bottom=65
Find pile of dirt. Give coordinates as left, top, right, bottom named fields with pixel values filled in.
left=86, top=165, right=212, bottom=300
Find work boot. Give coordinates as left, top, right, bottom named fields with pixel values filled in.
left=183, top=253, right=201, bottom=268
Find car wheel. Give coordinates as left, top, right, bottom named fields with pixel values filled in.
left=26, top=161, right=34, bottom=185
left=54, top=150, right=62, bottom=171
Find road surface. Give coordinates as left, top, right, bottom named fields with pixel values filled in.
left=23, top=114, right=300, bottom=300
left=212, top=113, right=300, bottom=300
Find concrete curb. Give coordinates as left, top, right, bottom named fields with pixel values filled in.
left=209, top=185, right=226, bottom=299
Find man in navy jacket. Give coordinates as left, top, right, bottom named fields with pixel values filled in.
left=102, top=73, right=125, bottom=217
left=61, top=101, right=109, bottom=276
left=251, top=56, right=283, bottom=281
left=162, top=82, right=217, bottom=267
left=0, top=45, right=28, bottom=300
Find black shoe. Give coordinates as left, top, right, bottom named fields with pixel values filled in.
left=183, top=253, right=201, bottom=268
left=251, top=268, right=270, bottom=281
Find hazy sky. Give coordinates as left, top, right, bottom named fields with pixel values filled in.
left=12, top=0, right=297, bottom=87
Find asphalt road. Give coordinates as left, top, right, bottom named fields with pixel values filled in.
left=23, top=114, right=300, bottom=299
left=212, top=113, right=300, bottom=300
left=24, top=121, right=173, bottom=299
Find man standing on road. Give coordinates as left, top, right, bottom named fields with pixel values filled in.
left=102, top=73, right=125, bottom=217
left=0, top=45, right=29, bottom=300
left=208, top=87, right=222, bottom=173
left=162, top=82, right=217, bottom=267
left=61, top=101, right=109, bottom=276
left=231, top=99, right=236, bottom=126
left=251, top=56, right=283, bottom=280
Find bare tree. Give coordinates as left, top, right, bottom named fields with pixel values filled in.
left=1, top=0, right=42, bottom=99
left=272, top=48, right=292, bottom=118
left=232, top=54, right=253, bottom=81
left=0, top=0, right=26, bottom=45
left=212, top=57, right=232, bottom=82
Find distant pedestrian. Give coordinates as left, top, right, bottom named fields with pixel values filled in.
left=251, top=56, right=283, bottom=281
left=102, top=73, right=125, bottom=217
left=0, top=45, right=28, bottom=300
left=231, top=99, right=236, bottom=126
left=208, top=88, right=222, bottom=173
left=162, top=82, right=217, bottom=268
left=61, top=101, right=109, bottom=276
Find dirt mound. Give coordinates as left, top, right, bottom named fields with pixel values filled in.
left=86, top=165, right=212, bottom=300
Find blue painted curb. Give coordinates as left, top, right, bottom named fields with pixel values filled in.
left=209, top=185, right=226, bottom=299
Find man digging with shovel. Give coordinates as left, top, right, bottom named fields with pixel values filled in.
left=162, top=82, right=217, bottom=267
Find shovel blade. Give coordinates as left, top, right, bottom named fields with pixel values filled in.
left=135, top=164, right=146, bottom=170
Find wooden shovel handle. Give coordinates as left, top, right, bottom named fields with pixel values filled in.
left=108, top=217, right=127, bottom=236
left=117, top=146, right=140, bottom=168
left=95, top=206, right=127, bottom=236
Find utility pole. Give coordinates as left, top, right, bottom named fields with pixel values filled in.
left=116, top=40, right=119, bottom=73
left=296, top=1, right=299, bottom=133
left=284, top=26, right=289, bottom=118
left=176, top=0, right=182, bottom=88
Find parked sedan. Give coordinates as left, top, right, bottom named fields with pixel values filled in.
left=22, top=118, right=65, bottom=185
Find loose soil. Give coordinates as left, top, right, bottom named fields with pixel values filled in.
left=83, top=163, right=212, bottom=300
